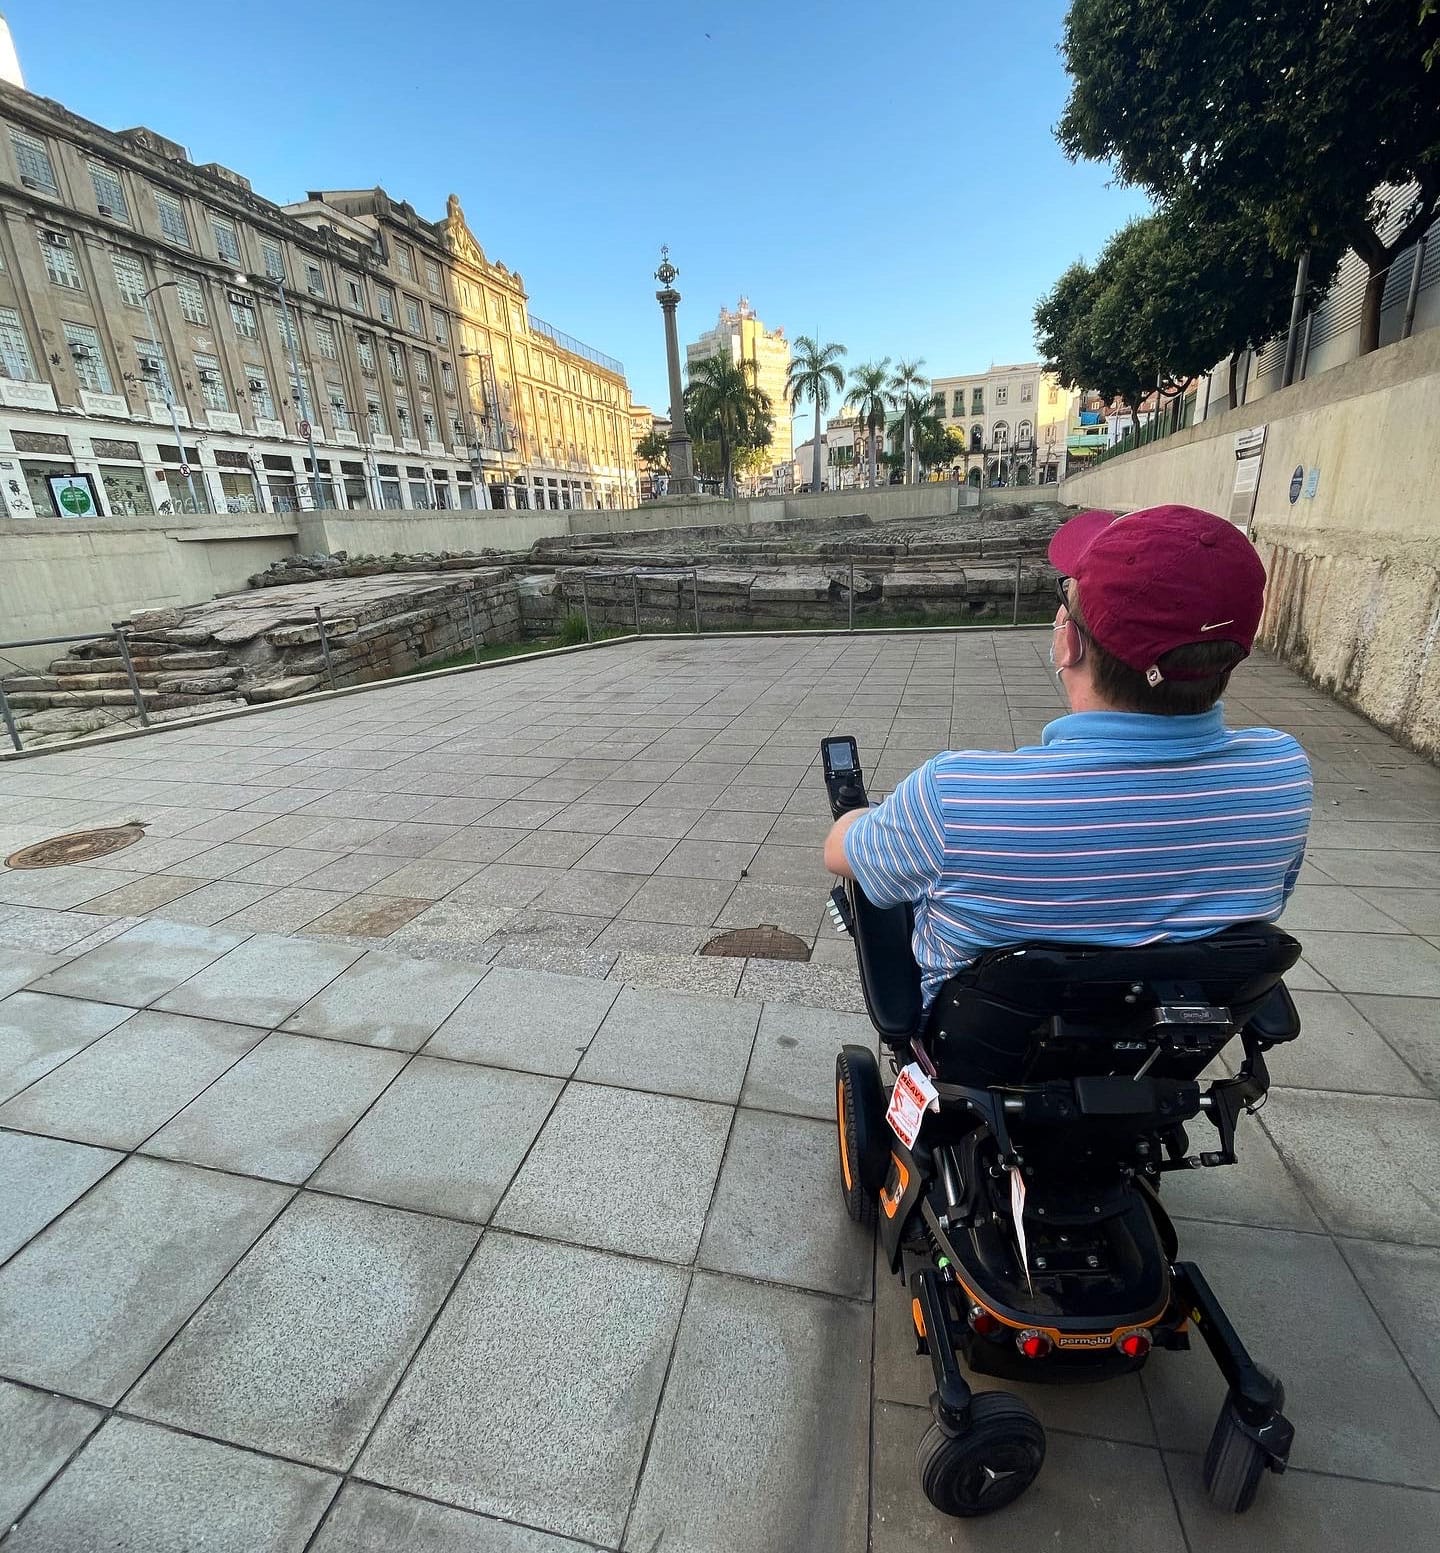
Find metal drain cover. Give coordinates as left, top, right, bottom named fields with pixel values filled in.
left=5, top=823, right=146, bottom=870
left=700, top=925, right=810, bottom=961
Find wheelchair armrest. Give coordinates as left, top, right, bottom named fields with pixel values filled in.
left=848, top=882, right=924, bottom=1044
left=1242, top=981, right=1301, bottom=1045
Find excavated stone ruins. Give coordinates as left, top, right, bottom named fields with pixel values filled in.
left=2, top=502, right=1074, bottom=746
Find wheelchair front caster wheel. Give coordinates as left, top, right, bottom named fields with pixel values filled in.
left=1203, top=1391, right=1274, bottom=1513
left=917, top=1393, right=1046, bottom=1517
left=835, top=1045, right=886, bottom=1227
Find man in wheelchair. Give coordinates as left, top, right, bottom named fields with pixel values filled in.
left=819, top=505, right=1313, bottom=1519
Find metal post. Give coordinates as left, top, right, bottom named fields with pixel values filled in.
left=464, top=591, right=480, bottom=664
left=313, top=606, right=336, bottom=689
left=140, top=284, right=201, bottom=514
left=579, top=574, right=592, bottom=641
left=1298, top=313, right=1315, bottom=382
left=848, top=558, right=855, bottom=633
left=631, top=571, right=641, bottom=635
left=692, top=568, right=701, bottom=634
left=275, top=276, right=326, bottom=510
left=0, top=680, right=21, bottom=752
left=1012, top=556, right=1022, bottom=626
left=1281, top=249, right=1311, bottom=388
left=978, top=503, right=985, bottom=560
left=1402, top=235, right=1428, bottom=340
left=113, top=628, right=150, bottom=727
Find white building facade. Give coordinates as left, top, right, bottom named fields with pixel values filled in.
left=929, top=361, right=1069, bottom=485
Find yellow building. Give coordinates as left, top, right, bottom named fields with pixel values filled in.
left=685, top=298, right=792, bottom=486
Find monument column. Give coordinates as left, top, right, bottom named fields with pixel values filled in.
left=654, top=247, right=697, bottom=496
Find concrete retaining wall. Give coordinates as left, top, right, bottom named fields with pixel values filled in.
left=1059, top=331, right=1440, bottom=759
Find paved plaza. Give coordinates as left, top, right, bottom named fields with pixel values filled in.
left=1, top=631, right=1438, bottom=1550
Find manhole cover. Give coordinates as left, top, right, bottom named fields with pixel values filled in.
left=700, top=925, right=810, bottom=962
left=5, top=823, right=146, bottom=870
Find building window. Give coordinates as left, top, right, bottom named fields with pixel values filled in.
left=133, top=337, right=174, bottom=399
left=39, top=231, right=83, bottom=289
left=395, top=400, right=412, bottom=440
left=387, top=343, right=405, bottom=383
left=246, top=370, right=275, bottom=418
left=367, top=399, right=385, bottom=439
left=194, top=352, right=229, bottom=411
left=88, top=162, right=129, bottom=221
left=1048, top=385, right=1059, bottom=405
left=395, top=242, right=414, bottom=280
left=113, top=253, right=147, bottom=307
left=970, top=424, right=983, bottom=452
left=344, top=275, right=364, bottom=310
left=356, top=334, right=376, bottom=374
left=314, top=319, right=339, bottom=360
left=413, top=350, right=431, bottom=387
left=329, top=391, right=352, bottom=432
left=971, top=388, right=983, bottom=414
left=153, top=189, right=191, bottom=249
left=176, top=278, right=207, bottom=324
left=261, top=239, right=285, bottom=279
left=422, top=409, right=437, bottom=444
left=1021, top=381, right=1033, bottom=402
left=931, top=390, right=947, bottom=418
left=229, top=294, right=258, bottom=338
left=1017, top=419, right=1033, bottom=445
left=432, top=310, right=449, bottom=345
left=63, top=322, right=113, bottom=393
left=0, top=306, right=39, bottom=381
left=404, top=297, right=423, bottom=335
left=10, top=129, right=58, bottom=195
left=995, top=384, right=1008, bottom=405
left=424, top=258, right=441, bottom=295
left=211, top=215, right=241, bottom=265
left=992, top=420, right=1010, bottom=447
left=273, top=304, right=299, bottom=353
left=306, top=263, right=325, bottom=296
left=376, top=288, right=395, bottom=324
left=440, top=360, right=454, bottom=394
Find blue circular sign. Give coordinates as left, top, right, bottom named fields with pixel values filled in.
left=1289, top=465, right=1304, bottom=504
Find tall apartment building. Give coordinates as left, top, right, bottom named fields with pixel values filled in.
left=928, top=361, right=1068, bottom=485
left=685, top=298, right=792, bottom=483
left=0, top=78, right=637, bottom=521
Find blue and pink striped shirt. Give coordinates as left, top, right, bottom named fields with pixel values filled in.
left=843, top=708, right=1312, bottom=1006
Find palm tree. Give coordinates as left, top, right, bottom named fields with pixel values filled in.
left=887, top=358, right=927, bottom=483
left=887, top=391, right=940, bottom=481
left=684, top=351, right=772, bottom=500
left=846, top=359, right=891, bottom=490
left=786, top=335, right=847, bottom=493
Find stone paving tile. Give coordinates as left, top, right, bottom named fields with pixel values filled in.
left=144, top=1032, right=405, bottom=1183
left=655, top=838, right=761, bottom=880
left=492, top=941, right=620, bottom=977
left=72, top=874, right=203, bottom=916
left=1279, top=884, right=1408, bottom=932
left=1353, top=886, right=1440, bottom=935
left=357, top=1232, right=689, bottom=1547
left=128, top=1192, right=477, bottom=1470
left=311, top=1482, right=598, bottom=1553
left=154, top=932, right=364, bottom=1026
left=288, top=851, right=410, bottom=893
left=531, top=867, right=646, bottom=917
left=0, top=1131, right=120, bottom=1262
left=495, top=1081, right=730, bottom=1262
left=700, top=1110, right=872, bottom=1299
left=356, top=821, right=465, bottom=858
left=225, top=846, right=345, bottom=886
left=871, top=1402, right=1186, bottom=1553
left=424, top=825, right=531, bottom=862
left=1270, top=990, right=1432, bottom=1095
left=626, top=1271, right=869, bottom=1553
left=590, top=918, right=711, bottom=957
left=365, top=858, right=484, bottom=899
left=1349, top=993, right=1440, bottom=1092
left=483, top=909, right=610, bottom=956
left=0, top=1156, right=288, bottom=1403
left=216, top=885, right=353, bottom=933
left=449, top=862, right=561, bottom=909
left=283, top=948, right=485, bottom=1050
left=743, top=1002, right=879, bottom=1119
left=0, top=865, right=141, bottom=912
left=686, top=808, right=777, bottom=843
left=736, top=956, right=866, bottom=1012
left=0, top=992, right=136, bottom=1104
left=0, top=1011, right=263, bottom=1150
left=611, top=804, right=706, bottom=838
left=3, top=1415, right=335, bottom=1553
left=151, top=880, right=275, bottom=927
left=578, top=986, right=760, bottom=1103
left=0, top=946, right=66, bottom=999
left=607, top=950, right=747, bottom=998
left=0, top=903, right=128, bottom=953
left=574, top=833, right=678, bottom=874
left=619, top=874, right=735, bottom=926
left=304, top=893, right=432, bottom=937
left=312, top=1056, right=560, bottom=1221
left=716, top=881, right=827, bottom=939
left=1339, top=1239, right=1440, bottom=1411
left=427, top=966, right=619, bottom=1077
left=162, top=842, right=278, bottom=882
left=384, top=899, right=512, bottom=961
left=30, top=917, right=247, bottom=1007
left=494, top=828, right=599, bottom=868
left=1161, top=1110, right=1322, bottom=1232
left=1140, top=1220, right=1440, bottom=1488
left=0, top=1378, right=103, bottom=1530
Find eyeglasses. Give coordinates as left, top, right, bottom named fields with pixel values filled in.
left=1054, top=576, right=1072, bottom=614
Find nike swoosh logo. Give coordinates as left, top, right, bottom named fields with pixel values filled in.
left=1200, top=620, right=1234, bottom=631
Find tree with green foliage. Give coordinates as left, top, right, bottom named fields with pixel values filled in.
left=1058, top=0, right=1440, bottom=353
left=786, top=336, right=847, bottom=492
left=845, top=359, right=892, bottom=489
left=634, top=428, right=669, bottom=477
left=684, top=351, right=773, bottom=499
left=914, top=418, right=964, bottom=479
left=887, top=359, right=927, bottom=483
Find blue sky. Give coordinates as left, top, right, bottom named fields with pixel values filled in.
left=8, top=0, right=1149, bottom=415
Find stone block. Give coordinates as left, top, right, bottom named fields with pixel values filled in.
left=129, top=607, right=186, bottom=630
left=750, top=571, right=833, bottom=601
left=153, top=672, right=239, bottom=694
left=247, top=673, right=322, bottom=701
left=881, top=569, right=965, bottom=599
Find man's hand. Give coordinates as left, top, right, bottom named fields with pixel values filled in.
left=823, top=808, right=865, bottom=879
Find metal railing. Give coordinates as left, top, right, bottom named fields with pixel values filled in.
left=526, top=314, right=625, bottom=377
left=0, top=626, right=155, bottom=753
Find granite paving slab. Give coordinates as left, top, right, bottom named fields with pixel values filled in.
left=577, top=986, right=760, bottom=1103
left=127, top=1192, right=477, bottom=1469
left=494, top=1080, right=730, bottom=1262
left=618, top=874, right=736, bottom=925
left=742, top=1002, right=878, bottom=1118
left=0, top=947, right=66, bottom=1000
left=1347, top=993, right=1440, bottom=1092
left=310, top=1482, right=598, bottom=1552
left=0, top=1379, right=103, bottom=1530
left=28, top=918, right=248, bottom=1008
left=153, top=932, right=365, bottom=1026
left=427, top=966, right=619, bottom=1076
left=357, top=1232, right=689, bottom=1545
left=1339, top=1238, right=1440, bottom=1411
left=3, top=1415, right=335, bottom=1553
left=0, top=1130, right=120, bottom=1262
left=283, top=948, right=486, bottom=1050
left=0, top=992, right=136, bottom=1104
left=0, top=1156, right=288, bottom=1402
left=311, top=1056, right=561, bottom=1220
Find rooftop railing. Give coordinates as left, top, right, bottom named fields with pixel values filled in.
left=526, top=314, right=624, bottom=377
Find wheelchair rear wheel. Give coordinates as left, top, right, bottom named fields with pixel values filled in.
left=917, top=1393, right=1046, bottom=1517
left=835, top=1045, right=886, bottom=1227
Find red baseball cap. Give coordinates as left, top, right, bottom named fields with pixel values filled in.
left=1048, top=504, right=1266, bottom=685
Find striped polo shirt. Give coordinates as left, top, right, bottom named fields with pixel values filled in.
left=843, top=707, right=1312, bottom=1006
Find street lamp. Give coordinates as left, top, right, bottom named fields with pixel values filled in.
left=138, top=280, right=202, bottom=513
left=459, top=347, right=519, bottom=506
left=239, top=269, right=326, bottom=509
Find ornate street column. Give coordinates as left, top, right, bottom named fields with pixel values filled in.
left=654, top=247, right=697, bottom=495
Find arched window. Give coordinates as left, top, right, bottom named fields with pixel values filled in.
left=1017, top=419, right=1033, bottom=445
left=991, top=421, right=1010, bottom=448
left=969, top=424, right=983, bottom=452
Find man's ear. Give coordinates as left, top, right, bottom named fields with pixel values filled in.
left=1056, top=618, right=1084, bottom=672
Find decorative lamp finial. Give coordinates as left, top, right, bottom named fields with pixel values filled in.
left=654, top=244, right=678, bottom=286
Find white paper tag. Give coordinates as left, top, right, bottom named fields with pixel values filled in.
left=1009, top=1167, right=1033, bottom=1294
left=885, top=1062, right=939, bottom=1149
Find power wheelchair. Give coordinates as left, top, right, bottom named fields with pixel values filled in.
left=821, top=735, right=1302, bottom=1519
